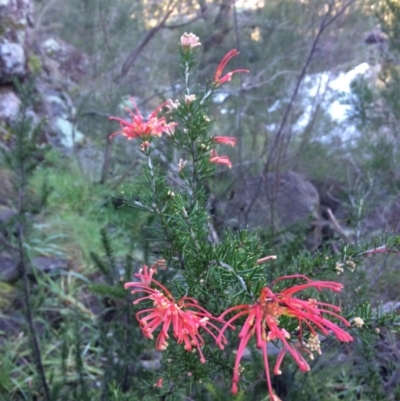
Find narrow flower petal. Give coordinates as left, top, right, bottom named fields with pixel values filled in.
left=210, top=149, right=232, bottom=168
left=218, top=275, right=353, bottom=398
left=125, top=264, right=223, bottom=363
left=214, top=49, right=249, bottom=85
left=213, top=136, right=237, bottom=147
left=109, top=99, right=176, bottom=143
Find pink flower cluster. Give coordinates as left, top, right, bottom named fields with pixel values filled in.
left=124, top=265, right=226, bottom=364
left=216, top=275, right=353, bottom=399
left=109, top=99, right=177, bottom=151
left=180, top=32, right=201, bottom=49
left=125, top=265, right=353, bottom=400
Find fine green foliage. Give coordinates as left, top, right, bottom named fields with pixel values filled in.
left=2, top=3, right=400, bottom=401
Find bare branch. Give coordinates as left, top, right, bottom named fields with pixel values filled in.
left=118, top=5, right=175, bottom=80
left=80, top=110, right=110, bottom=118
left=325, top=207, right=352, bottom=243
left=109, top=159, right=140, bottom=190
left=256, top=255, right=277, bottom=265
left=164, top=7, right=208, bottom=29
left=361, top=245, right=399, bottom=257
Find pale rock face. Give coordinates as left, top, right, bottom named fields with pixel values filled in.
left=39, top=37, right=88, bottom=88
left=52, top=117, right=84, bottom=148
left=0, top=0, right=34, bottom=82
left=0, top=0, right=34, bottom=40
left=0, top=43, right=25, bottom=82
left=0, top=88, right=20, bottom=121
left=0, top=0, right=87, bottom=149
left=42, top=38, right=62, bottom=55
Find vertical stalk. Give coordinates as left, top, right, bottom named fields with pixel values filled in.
left=15, top=90, right=51, bottom=401
left=18, top=223, right=51, bottom=401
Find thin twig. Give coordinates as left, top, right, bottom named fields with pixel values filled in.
left=80, top=110, right=110, bottom=118
left=325, top=207, right=352, bottom=243
left=109, top=160, right=140, bottom=190
left=164, top=7, right=208, bottom=29
left=18, top=181, right=51, bottom=401
left=13, top=96, right=51, bottom=400
left=218, top=261, right=252, bottom=296
left=122, top=297, right=132, bottom=392
left=263, top=0, right=355, bottom=173
left=233, top=2, right=245, bottom=176
left=361, top=245, right=398, bottom=257
left=20, top=260, right=51, bottom=400
left=240, top=0, right=355, bottom=234
left=97, top=0, right=112, bottom=54
left=256, top=255, right=277, bottom=265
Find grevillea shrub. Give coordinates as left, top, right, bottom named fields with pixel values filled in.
left=110, top=34, right=400, bottom=401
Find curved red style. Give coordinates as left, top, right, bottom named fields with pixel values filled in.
left=216, top=275, right=353, bottom=400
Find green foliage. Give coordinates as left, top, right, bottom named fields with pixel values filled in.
left=27, top=161, right=147, bottom=262
left=103, top=44, right=400, bottom=401
left=0, top=282, right=15, bottom=309
left=344, top=77, right=375, bottom=127
left=2, top=3, right=400, bottom=401
left=27, top=54, right=42, bottom=75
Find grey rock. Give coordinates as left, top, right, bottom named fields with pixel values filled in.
left=0, top=87, right=20, bottom=121
left=364, top=29, right=388, bottom=45
left=48, top=116, right=84, bottom=148
left=0, top=253, right=20, bottom=282
left=32, top=256, right=70, bottom=273
left=39, top=37, right=88, bottom=89
left=0, top=205, right=17, bottom=225
left=0, top=0, right=34, bottom=44
left=0, top=254, right=70, bottom=282
left=139, top=350, right=162, bottom=371
left=33, top=83, right=84, bottom=148
left=43, top=92, right=69, bottom=116
left=220, top=172, right=321, bottom=249
left=0, top=42, right=26, bottom=82
left=381, top=301, right=400, bottom=314
left=0, top=0, right=88, bottom=151
left=140, top=359, right=162, bottom=371
left=0, top=310, right=25, bottom=340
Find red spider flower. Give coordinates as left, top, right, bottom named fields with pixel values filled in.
left=213, top=136, right=237, bottom=147
left=216, top=275, right=353, bottom=400
left=125, top=265, right=226, bottom=364
left=109, top=99, right=177, bottom=142
left=214, top=49, right=249, bottom=86
left=210, top=149, right=232, bottom=168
